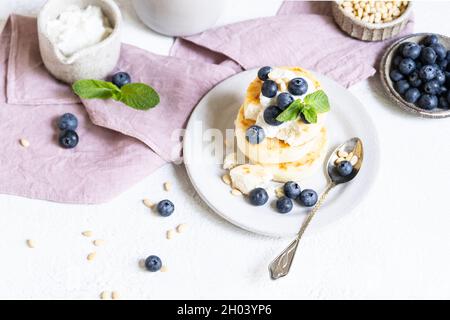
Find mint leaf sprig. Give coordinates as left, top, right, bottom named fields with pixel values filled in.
left=276, top=90, right=330, bottom=124
left=72, top=79, right=160, bottom=111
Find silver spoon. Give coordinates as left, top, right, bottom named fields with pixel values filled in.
left=269, top=137, right=364, bottom=280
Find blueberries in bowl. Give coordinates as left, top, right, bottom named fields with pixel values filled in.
left=390, top=69, right=404, bottom=82
left=390, top=34, right=449, bottom=112
left=394, top=80, right=410, bottom=95
left=398, top=58, right=416, bottom=75
left=402, top=42, right=421, bottom=60
left=404, top=88, right=421, bottom=103
left=417, top=94, right=438, bottom=110
left=420, top=47, right=437, bottom=65
left=419, top=65, right=437, bottom=81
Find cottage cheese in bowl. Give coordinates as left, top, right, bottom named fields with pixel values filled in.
left=46, top=5, right=113, bottom=56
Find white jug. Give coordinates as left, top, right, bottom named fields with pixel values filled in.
left=132, top=0, right=226, bottom=36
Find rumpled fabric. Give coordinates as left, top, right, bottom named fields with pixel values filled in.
left=1, top=2, right=414, bottom=204
left=0, top=15, right=233, bottom=204
left=171, top=1, right=414, bottom=88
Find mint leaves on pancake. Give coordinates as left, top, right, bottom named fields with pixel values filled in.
left=276, top=90, right=330, bottom=124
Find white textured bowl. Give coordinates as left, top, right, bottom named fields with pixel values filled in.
left=37, top=0, right=122, bottom=84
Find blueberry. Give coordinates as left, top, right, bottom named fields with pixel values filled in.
left=58, top=113, right=78, bottom=131
left=420, top=47, right=437, bottom=65
left=157, top=199, right=174, bottom=217
left=390, top=69, right=404, bottom=82
left=261, top=80, right=278, bottom=98
left=398, top=58, right=416, bottom=75
left=245, top=125, right=265, bottom=144
left=112, top=72, right=131, bottom=88
left=394, top=80, right=410, bottom=95
left=417, top=94, right=438, bottom=110
left=404, top=88, right=421, bottom=103
left=276, top=196, right=293, bottom=214
left=263, top=106, right=283, bottom=126
left=283, top=181, right=301, bottom=199
left=447, top=50, right=450, bottom=61
left=257, top=66, right=272, bottom=81
left=144, top=255, right=162, bottom=272
left=402, top=42, right=421, bottom=59
left=59, top=130, right=79, bottom=149
left=430, top=43, right=446, bottom=60
left=439, top=86, right=448, bottom=96
left=439, top=96, right=449, bottom=109
left=423, top=80, right=441, bottom=95
left=408, top=71, right=422, bottom=88
left=276, top=92, right=294, bottom=110
left=393, top=55, right=403, bottom=67
left=336, top=160, right=353, bottom=177
left=297, top=189, right=318, bottom=207
left=415, top=61, right=423, bottom=70
left=419, top=65, right=437, bottom=81
left=421, top=34, right=438, bottom=46
left=435, top=69, right=446, bottom=85
left=249, top=188, right=269, bottom=206
left=288, top=78, right=308, bottom=96
left=437, top=58, right=448, bottom=71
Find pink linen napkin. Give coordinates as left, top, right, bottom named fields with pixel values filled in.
left=171, top=1, right=414, bottom=88
left=0, top=15, right=233, bottom=204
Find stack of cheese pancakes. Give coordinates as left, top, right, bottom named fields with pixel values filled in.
left=235, top=67, right=329, bottom=183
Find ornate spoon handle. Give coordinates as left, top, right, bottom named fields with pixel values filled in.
left=269, top=182, right=335, bottom=280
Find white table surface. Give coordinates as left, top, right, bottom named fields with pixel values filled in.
left=1, top=0, right=450, bottom=300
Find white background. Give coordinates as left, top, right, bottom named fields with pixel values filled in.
left=0, top=0, right=449, bottom=300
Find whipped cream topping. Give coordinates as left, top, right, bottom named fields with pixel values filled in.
left=46, top=5, right=113, bottom=56
left=252, top=68, right=322, bottom=145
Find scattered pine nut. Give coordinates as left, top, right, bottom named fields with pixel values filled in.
left=231, top=189, right=242, bottom=196
left=93, top=239, right=105, bottom=247
left=337, top=150, right=348, bottom=158
left=111, top=291, right=120, bottom=300
left=19, top=138, right=30, bottom=148
left=100, top=291, right=109, bottom=300
left=166, top=229, right=175, bottom=240
left=143, top=198, right=154, bottom=209
left=275, top=187, right=285, bottom=198
left=82, top=231, right=93, bottom=237
left=26, top=239, right=36, bottom=248
left=345, top=152, right=354, bottom=161
left=222, top=174, right=231, bottom=185
left=164, top=182, right=172, bottom=191
left=87, top=252, right=97, bottom=261
left=160, top=265, right=168, bottom=272
left=176, top=223, right=187, bottom=233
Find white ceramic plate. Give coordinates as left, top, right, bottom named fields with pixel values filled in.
left=183, top=69, right=380, bottom=237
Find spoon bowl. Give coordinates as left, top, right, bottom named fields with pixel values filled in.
left=327, top=137, right=364, bottom=185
